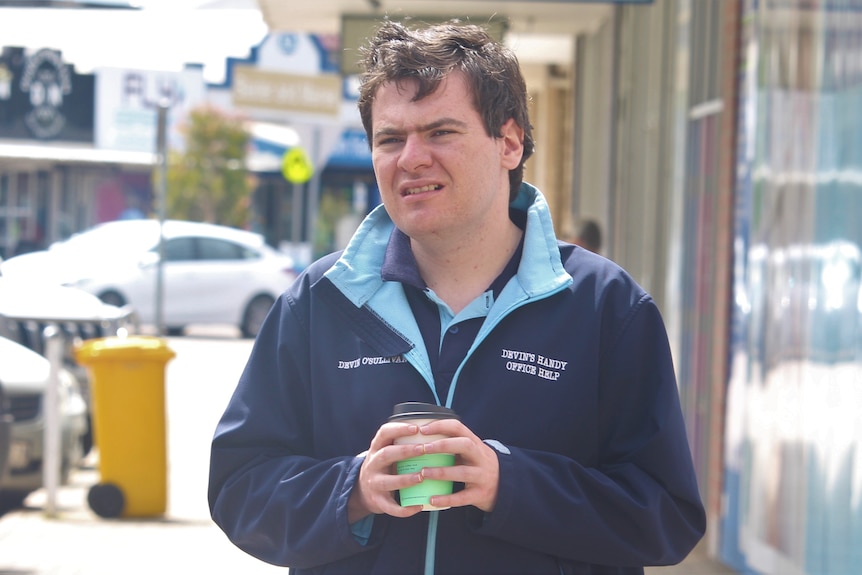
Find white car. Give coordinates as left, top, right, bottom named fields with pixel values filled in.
left=0, top=335, right=88, bottom=508
left=0, top=219, right=298, bottom=338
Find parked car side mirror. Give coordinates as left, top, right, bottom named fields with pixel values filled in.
left=138, top=251, right=160, bottom=268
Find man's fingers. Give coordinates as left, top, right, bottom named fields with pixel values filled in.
left=369, top=422, right=419, bottom=451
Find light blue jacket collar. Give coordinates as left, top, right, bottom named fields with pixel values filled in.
left=325, top=182, right=571, bottom=306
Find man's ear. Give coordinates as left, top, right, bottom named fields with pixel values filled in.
left=499, top=118, right=525, bottom=170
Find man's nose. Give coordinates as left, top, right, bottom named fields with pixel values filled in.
left=397, top=135, right=432, bottom=172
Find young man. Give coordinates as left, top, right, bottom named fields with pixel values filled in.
left=209, top=21, right=706, bottom=574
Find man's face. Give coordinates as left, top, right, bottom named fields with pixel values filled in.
left=369, top=72, right=523, bottom=243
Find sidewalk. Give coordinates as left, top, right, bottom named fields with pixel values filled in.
left=0, top=335, right=284, bottom=575
left=0, top=455, right=283, bottom=575
left=0, top=461, right=737, bottom=575
left=646, top=540, right=739, bottom=575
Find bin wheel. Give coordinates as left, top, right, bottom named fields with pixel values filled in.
left=88, top=482, right=125, bottom=518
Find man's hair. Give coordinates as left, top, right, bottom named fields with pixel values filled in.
left=357, top=20, right=535, bottom=202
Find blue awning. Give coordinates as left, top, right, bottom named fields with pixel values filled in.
left=325, top=128, right=372, bottom=171
left=248, top=124, right=372, bottom=173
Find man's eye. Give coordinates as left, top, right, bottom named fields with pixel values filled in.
left=376, top=137, right=402, bottom=146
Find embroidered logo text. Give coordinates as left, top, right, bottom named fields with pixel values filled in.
left=501, top=348, right=567, bottom=382
left=338, top=355, right=407, bottom=369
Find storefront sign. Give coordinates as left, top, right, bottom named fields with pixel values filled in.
left=0, top=46, right=94, bottom=142
left=95, top=67, right=205, bottom=152
left=232, top=66, right=341, bottom=117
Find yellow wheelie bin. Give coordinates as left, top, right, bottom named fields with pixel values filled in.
left=74, top=336, right=175, bottom=519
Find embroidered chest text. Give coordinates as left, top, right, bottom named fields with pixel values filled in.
left=337, top=355, right=408, bottom=369
left=501, top=348, right=568, bottom=381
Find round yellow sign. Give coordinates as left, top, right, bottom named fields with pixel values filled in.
left=282, top=147, right=314, bottom=184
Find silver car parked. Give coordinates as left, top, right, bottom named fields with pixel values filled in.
left=0, top=335, right=87, bottom=508
left=0, top=277, right=135, bottom=508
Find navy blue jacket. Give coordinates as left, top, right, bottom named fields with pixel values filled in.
left=208, top=184, right=706, bottom=574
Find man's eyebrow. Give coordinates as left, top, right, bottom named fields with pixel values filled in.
left=373, top=118, right=469, bottom=140
left=422, top=118, right=469, bottom=131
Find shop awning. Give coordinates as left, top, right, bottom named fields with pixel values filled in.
left=0, top=140, right=155, bottom=167
left=247, top=123, right=372, bottom=174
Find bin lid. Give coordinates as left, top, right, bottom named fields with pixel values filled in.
left=75, top=335, right=176, bottom=363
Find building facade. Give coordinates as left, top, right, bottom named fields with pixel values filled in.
left=575, top=2, right=861, bottom=573
left=0, top=33, right=376, bottom=265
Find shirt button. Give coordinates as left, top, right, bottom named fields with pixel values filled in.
left=449, top=326, right=460, bottom=334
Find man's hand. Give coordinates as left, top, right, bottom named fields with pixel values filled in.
left=414, top=418, right=500, bottom=512
left=347, top=419, right=500, bottom=523
left=348, top=422, right=429, bottom=522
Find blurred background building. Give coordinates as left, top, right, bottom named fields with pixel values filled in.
left=1, top=1, right=860, bottom=573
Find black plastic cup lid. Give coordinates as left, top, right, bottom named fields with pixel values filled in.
left=389, top=402, right=460, bottom=421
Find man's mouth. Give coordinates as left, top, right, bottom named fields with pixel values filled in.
left=403, top=184, right=442, bottom=196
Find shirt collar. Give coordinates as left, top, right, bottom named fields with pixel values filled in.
left=380, top=209, right=526, bottom=298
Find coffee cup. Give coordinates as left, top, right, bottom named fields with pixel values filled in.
left=390, top=402, right=459, bottom=511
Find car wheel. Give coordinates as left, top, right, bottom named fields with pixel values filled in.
left=241, top=294, right=275, bottom=339
left=97, top=290, right=126, bottom=308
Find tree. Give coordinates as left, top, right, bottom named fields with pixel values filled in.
left=165, top=105, right=255, bottom=227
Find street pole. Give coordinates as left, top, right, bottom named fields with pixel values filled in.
left=306, top=126, right=321, bottom=263
left=42, top=324, right=61, bottom=518
left=155, top=101, right=169, bottom=337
